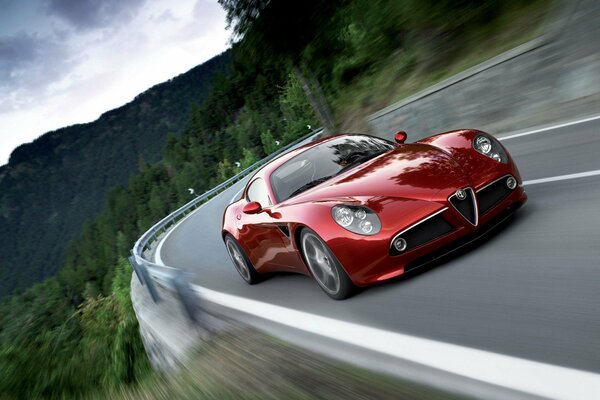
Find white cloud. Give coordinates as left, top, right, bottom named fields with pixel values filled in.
left=0, top=0, right=229, bottom=165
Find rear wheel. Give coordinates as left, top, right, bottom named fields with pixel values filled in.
left=224, top=235, right=260, bottom=284
left=300, top=228, right=356, bottom=300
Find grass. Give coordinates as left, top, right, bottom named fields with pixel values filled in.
left=333, top=0, right=552, bottom=133
left=87, top=327, right=468, bottom=400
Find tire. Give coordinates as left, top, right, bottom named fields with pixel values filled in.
left=224, top=234, right=261, bottom=284
left=300, top=228, right=356, bottom=300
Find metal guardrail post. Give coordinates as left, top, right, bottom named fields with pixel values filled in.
left=130, top=256, right=161, bottom=303
left=171, top=271, right=199, bottom=324
left=129, top=255, right=145, bottom=286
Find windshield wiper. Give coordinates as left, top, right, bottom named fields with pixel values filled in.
left=288, top=175, right=334, bottom=198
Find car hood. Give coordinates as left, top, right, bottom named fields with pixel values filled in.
left=283, top=143, right=470, bottom=205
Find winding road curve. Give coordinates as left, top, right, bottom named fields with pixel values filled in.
left=155, top=116, right=600, bottom=398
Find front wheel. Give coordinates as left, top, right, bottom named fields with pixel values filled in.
left=300, top=228, right=356, bottom=300
left=224, top=235, right=261, bottom=284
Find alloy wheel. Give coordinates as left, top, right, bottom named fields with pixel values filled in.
left=226, top=239, right=250, bottom=281
left=302, top=232, right=341, bottom=295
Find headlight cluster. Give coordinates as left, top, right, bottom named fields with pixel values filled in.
left=331, top=205, right=381, bottom=235
left=473, top=134, right=507, bottom=163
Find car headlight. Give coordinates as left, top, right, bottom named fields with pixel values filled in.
left=332, top=205, right=381, bottom=235
left=473, top=134, right=507, bottom=163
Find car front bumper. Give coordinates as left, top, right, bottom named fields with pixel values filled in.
left=329, top=178, right=528, bottom=286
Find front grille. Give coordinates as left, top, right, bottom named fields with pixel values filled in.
left=390, top=212, right=454, bottom=256
left=449, top=188, right=477, bottom=225
left=404, top=201, right=523, bottom=273
left=477, top=176, right=514, bottom=214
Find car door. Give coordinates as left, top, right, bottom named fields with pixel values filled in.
left=238, top=178, right=289, bottom=272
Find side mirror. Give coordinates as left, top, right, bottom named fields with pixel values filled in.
left=242, top=201, right=262, bottom=214
left=394, top=131, right=407, bottom=144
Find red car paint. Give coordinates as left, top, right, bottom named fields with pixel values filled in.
left=222, top=130, right=527, bottom=286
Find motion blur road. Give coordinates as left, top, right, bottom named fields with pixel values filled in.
left=158, top=117, right=600, bottom=375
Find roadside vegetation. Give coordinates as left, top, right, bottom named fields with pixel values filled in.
left=331, top=0, right=549, bottom=131
left=0, top=0, right=549, bottom=398
left=87, top=328, right=464, bottom=400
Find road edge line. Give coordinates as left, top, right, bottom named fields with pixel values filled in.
left=498, top=114, right=600, bottom=140
left=192, top=284, right=600, bottom=400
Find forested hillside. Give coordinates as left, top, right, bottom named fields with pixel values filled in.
left=0, top=52, right=230, bottom=296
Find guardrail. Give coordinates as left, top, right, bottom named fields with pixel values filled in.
left=129, top=128, right=322, bottom=320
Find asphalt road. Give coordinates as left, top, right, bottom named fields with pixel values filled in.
left=159, top=117, right=600, bottom=374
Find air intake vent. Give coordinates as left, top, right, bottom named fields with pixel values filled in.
left=277, top=225, right=290, bottom=238
left=449, top=188, right=478, bottom=225
left=389, top=210, right=454, bottom=256
left=477, top=175, right=514, bottom=214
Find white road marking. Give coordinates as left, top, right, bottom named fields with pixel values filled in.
left=154, top=205, right=203, bottom=266
left=524, top=169, right=600, bottom=185
left=191, top=285, right=600, bottom=400
left=499, top=114, right=600, bottom=141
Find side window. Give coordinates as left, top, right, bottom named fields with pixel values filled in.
left=246, top=178, right=272, bottom=206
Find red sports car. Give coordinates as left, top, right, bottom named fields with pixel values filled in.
left=222, top=130, right=527, bottom=299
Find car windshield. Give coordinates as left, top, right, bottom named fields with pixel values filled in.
left=270, top=135, right=394, bottom=202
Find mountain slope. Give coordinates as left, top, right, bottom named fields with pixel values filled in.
left=0, top=51, right=231, bottom=296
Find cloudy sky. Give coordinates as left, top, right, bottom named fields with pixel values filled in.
left=0, top=0, right=230, bottom=165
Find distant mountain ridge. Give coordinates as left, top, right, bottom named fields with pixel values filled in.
left=0, top=50, right=231, bottom=296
